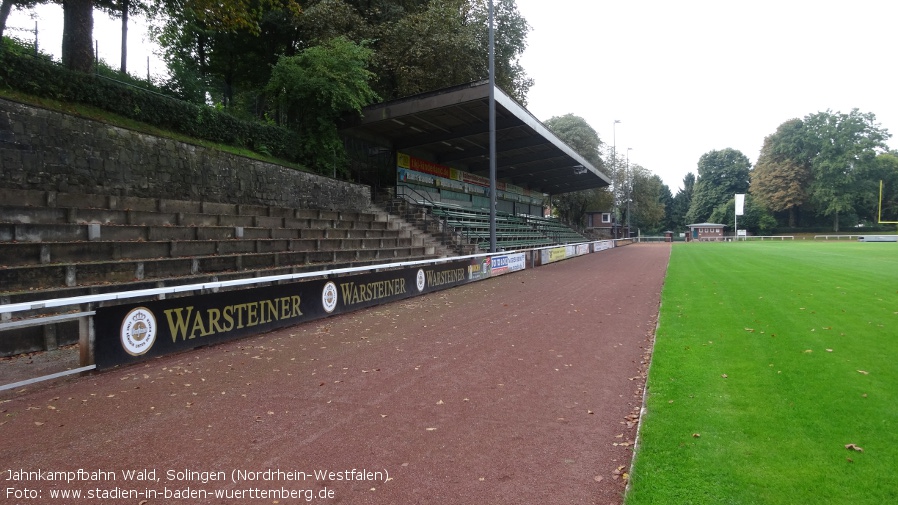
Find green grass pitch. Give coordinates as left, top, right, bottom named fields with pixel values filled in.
left=626, top=241, right=898, bottom=505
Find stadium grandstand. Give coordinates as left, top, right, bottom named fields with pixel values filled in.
left=1, top=80, right=612, bottom=376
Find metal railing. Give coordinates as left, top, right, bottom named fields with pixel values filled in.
left=814, top=235, right=861, bottom=240
left=738, top=235, right=795, bottom=241
left=388, top=184, right=454, bottom=248
left=0, top=253, right=494, bottom=390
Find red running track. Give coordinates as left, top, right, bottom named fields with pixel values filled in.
left=0, top=243, right=670, bottom=505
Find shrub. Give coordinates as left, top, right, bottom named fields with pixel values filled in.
left=0, top=43, right=302, bottom=163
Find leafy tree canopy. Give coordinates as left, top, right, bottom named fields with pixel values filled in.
left=802, top=109, right=890, bottom=230
left=709, top=194, right=777, bottom=235
left=266, top=36, right=379, bottom=172
left=685, top=148, right=751, bottom=224
left=543, top=113, right=610, bottom=227
left=750, top=118, right=812, bottom=227
left=669, top=172, right=695, bottom=231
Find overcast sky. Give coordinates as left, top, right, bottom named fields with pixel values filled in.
left=515, top=0, right=898, bottom=192
left=6, top=5, right=161, bottom=78
left=8, top=1, right=898, bottom=193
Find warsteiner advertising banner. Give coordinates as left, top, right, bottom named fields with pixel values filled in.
left=95, top=260, right=474, bottom=368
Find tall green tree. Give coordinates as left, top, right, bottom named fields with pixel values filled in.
left=874, top=153, right=898, bottom=224
left=658, top=180, right=674, bottom=232
left=802, top=109, right=891, bottom=231
left=543, top=113, right=603, bottom=168
left=670, top=172, right=695, bottom=230
left=97, top=0, right=149, bottom=73
left=630, top=168, right=667, bottom=233
left=468, top=0, right=532, bottom=103
left=709, top=194, right=777, bottom=235
left=148, top=0, right=302, bottom=103
left=750, top=118, right=813, bottom=227
left=62, top=0, right=95, bottom=71
left=373, top=0, right=531, bottom=102
left=685, top=148, right=751, bottom=224
left=543, top=114, right=609, bottom=226
left=374, top=0, right=480, bottom=99
left=266, top=36, right=379, bottom=174
left=298, top=0, right=368, bottom=47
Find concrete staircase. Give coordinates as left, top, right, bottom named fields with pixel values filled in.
left=372, top=189, right=477, bottom=256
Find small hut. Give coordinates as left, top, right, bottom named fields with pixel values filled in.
left=686, top=223, right=726, bottom=241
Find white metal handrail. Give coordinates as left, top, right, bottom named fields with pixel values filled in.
left=0, top=254, right=492, bottom=316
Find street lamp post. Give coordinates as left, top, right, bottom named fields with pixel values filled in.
left=626, top=147, right=633, bottom=237
left=613, top=120, right=620, bottom=237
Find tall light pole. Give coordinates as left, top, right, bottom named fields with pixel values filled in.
left=613, top=120, right=620, bottom=237
left=488, top=0, right=497, bottom=252
left=626, top=147, right=633, bottom=237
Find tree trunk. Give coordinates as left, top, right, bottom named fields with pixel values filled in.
left=62, top=0, right=94, bottom=72
left=833, top=212, right=840, bottom=232
left=0, top=0, right=14, bottom=43
left=788, top=206, right=796, bottom=228
left=120, top=0, right=128, bottom=73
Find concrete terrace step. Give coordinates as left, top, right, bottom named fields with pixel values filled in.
left=0, top=188, right=385, bottom=222
left=0, top=222, right=403, bottom=243
left=0, top=237, right=419, bottom=266
left=0, top=246, right=431, bottom=293
left=0, top=206, right=389, bottom=231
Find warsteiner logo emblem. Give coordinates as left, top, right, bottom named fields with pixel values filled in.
left=416, top=269, right=426, bottom=292
left=322, top=281, right=338, bottom=313
left=121, top=307, right=157, bottom=356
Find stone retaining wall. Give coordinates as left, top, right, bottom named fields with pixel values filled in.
left=0, top=98, right=371, bottom=210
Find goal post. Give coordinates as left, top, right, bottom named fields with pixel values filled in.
left=879, top=180, right=898, bottom=224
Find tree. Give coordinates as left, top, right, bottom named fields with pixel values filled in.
left=543, top=113, right=603, bottom=168
left=658, top=180, right=674, bottom=232
left=468, top=0, right=532, bottom=104
left=750, top=119, right=813, bottom=227
left=298, top=0, right=367, bottom=47
left=874, top=153, right=898, bottom=224
left=670, top=172, right=695, bottom=230
left=802, top=109, right=891, bottom=231
left=373, top=0, right=532, bottom=101
left=62, top=0, right=95, bottom=72
left=374, top=0, right=480, bottom=99
left=150, top=0, right=303, bottom=104
left=96, top=0, right=149, bottom=73
left=543, top=114, right=608, bottom=226
left=630, top=168, right=666, bottom=233
left=709, top=194, right=776, bottom=235
left=1, top=0, right=41, bottom=43
left=266, top=36, right=379, bottom=173
left=685, top=148, right=751, bottom=224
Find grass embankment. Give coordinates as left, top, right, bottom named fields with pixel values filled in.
left=627, top=241, right=898, bottom=505
left=0, top=88, right=310, bottom=173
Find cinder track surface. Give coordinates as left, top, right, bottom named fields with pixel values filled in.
left=0, top=243, right=670, bottom=505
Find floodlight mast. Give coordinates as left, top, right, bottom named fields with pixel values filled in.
left=488, top=0, right=497, bottom=253
left=613, top=120, right=620, bottom=237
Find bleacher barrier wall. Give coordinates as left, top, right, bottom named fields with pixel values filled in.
left=1, top=239, right=633, bottom=388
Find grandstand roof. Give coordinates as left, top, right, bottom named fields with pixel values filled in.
left=340, top=81, right=611, bottom=195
